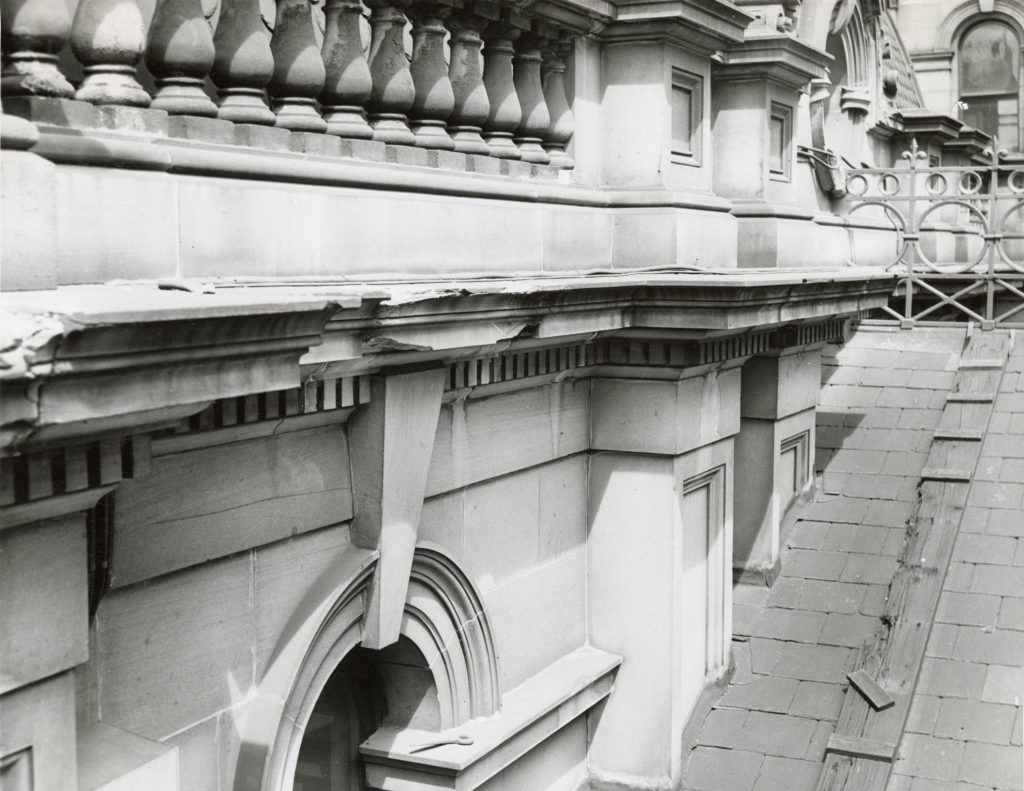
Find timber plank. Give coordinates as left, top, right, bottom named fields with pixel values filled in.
left=816, top=331, right=1011, bottom=791
left=847, top=670, right=894, bottom=711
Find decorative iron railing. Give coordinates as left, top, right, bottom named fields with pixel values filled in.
left=842, top=140, right=1024, bottom=328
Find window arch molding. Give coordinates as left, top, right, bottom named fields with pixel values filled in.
left=937, top=2, right=1024, bottom=52
left=937, top=3, right=1024, bottom=151
left=229, top=544, right=500, bottom=791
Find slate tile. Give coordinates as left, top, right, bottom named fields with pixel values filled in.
left=840, top=553, right=898, bottom=585
left=918, top=658, right=987, bottom=698
left=959, top=742, right=1023, bottom=788
left=783, top=549, right=848, bottom=582
left=981, top=664, right=1024, bottom=705
left=819, top=612, right=880, bottom=648
left=753, top=608, right=826, bottom=643
left=892, top=734, right=964, bottom=782
left=682, top=746, right=763, bottom=791
left=788, top=680, right=845, bottom=721
left=936, top=591, right=1001, bottom=627
left=787, top=520, right=829, bottom=550
left=997, top=597, right=1024, bottom=631
left=953, top=533, right=1018, bottom=566
left=719, top=676, right=799, bottom=714
left=732, top=711, right=818, bottom=759
left=771, top=643, right=853, bottom=683
left=970, top=565, right=1024, bottom=596
left=905, top=694, right=940, bottom=735
left=752, top=756, right=820, bottom=791
left=933, top=699, right=1017, bottom=744
left=821, top=524, right=888, bottom=554
left=924, top=622, right=958, bottom=659
left=952, top=626, right=1024, bottom=665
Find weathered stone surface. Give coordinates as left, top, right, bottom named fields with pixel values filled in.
left=0, top=672, right=77, bottom=791
left=113, top=425, right=353, bottom=586
left=96, top=553, right=253, bottom=739
left=0, top=515, right=88, bottom=693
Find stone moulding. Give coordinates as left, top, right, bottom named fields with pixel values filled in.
left=360, top=645, right=621, bottom=790
left=601, top=0, right=752, bottom=55
left=248, top=545, right=501, bottom=791
left=0, top=295, right=344, bottom=454
left=21, top=122, right=735, bottom=212
left=712, top=32, right=832, bottom=89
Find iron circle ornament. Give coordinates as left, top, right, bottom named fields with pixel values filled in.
left=879, top=173, right=901, bottom=196
left=958, top=170, right=983, bottom=195
left=925, top=173, right=948, bottom=196
left=847, top=173, right=869, bottom=197
left=1009, top=170, right=1024, bottom=195
left=915, top=199, right=992, bottom=273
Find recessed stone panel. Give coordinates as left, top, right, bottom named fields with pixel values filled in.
left=113, top=426, right=353, bottom=586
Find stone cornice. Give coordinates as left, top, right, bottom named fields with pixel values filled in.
left=511, top=0, right=615, bottom=34
left=1, top=269, right=896, bottom=457
left=713, top=33, right=832, bottom=89
left=1, top=291, right=344, bottom=452
left=600, top=0, right=752, bottom=54
left=888, top=109, right=964, bottom=144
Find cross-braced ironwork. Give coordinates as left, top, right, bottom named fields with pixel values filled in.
left=842, top=140, right=1024, bottom=328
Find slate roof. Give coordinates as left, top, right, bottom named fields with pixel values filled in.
left=679, top=325, right=1023, bottom=791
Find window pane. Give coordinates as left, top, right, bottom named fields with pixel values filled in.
left=962, top=95, right=1019, bottom=148
left=998, top=97, right=1020, bottom=150
left=672, top=85, right=693, bottom=154
left=960, top=22, right=1019, bottom=94
left=769, top=115, right=785, bottom=173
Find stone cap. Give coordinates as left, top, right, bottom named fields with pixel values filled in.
left=601, top=0, right=752, bottom=54
left=713, top=32, right=832, bottom=88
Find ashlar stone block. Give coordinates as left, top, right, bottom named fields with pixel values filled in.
left=0, top=515, right=88, bottom=694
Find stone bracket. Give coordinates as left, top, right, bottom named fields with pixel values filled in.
left=350, top=367, right=446, bottom=649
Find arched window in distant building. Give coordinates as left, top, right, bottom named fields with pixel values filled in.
left=958, top=20, right=1022, bottom=151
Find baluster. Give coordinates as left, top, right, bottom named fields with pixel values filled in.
left=210, top=0, right=276, bottom=123
left=268, top=0, right=328, bottom=131
left=481, top=12, right=526, bottom=159
left=1, top=0, right=74, bottom=97
left=407, top=0, right=454, bottom=149
left=70, top=0, right=151, bottom=105
left=319, top=0, right=373, bottom=137
left=365, top=0, right=415, bottom=144
left=512, top=23, right=549, bottom=164
left=146, top=0, right=218, bottom=115
left=541, top=31, right=573, bottom=169
left=445, top=1, right=496, bottom=155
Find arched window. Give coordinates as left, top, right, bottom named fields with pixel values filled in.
left=958, top=20, right=1022, bottom=151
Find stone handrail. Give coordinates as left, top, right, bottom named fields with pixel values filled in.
left=1, top=0, right=577, bottom=167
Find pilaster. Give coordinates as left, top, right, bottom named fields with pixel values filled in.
left=734, top=346, right=821, bottom=584
left=711, top=33, right=831, bottom=267
left=587, top=362, right=740, bottom=789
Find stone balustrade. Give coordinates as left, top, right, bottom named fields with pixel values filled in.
left=0, top=0, right=577, bottom=167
